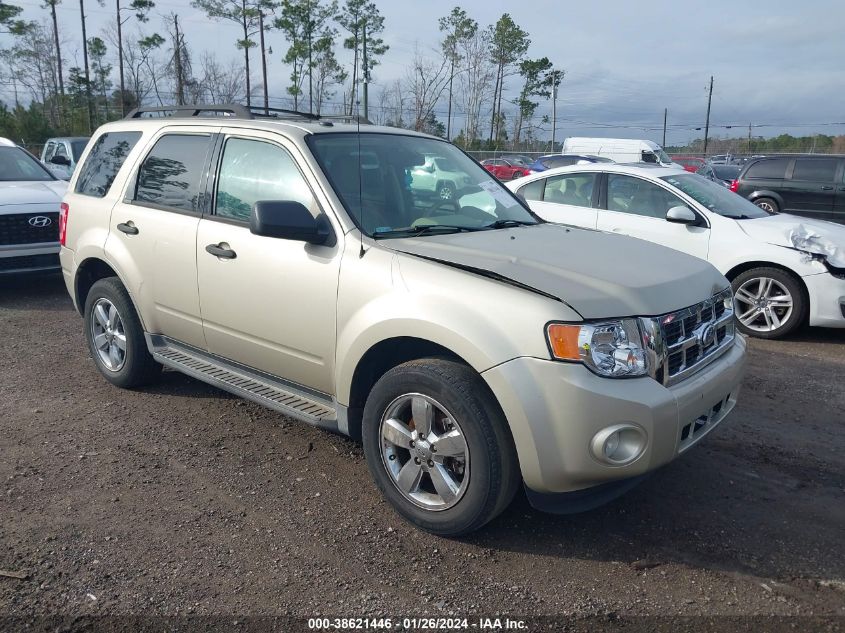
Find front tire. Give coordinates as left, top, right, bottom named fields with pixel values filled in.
left=731, top=267, right=805, bottom=339
left=362, top=359, right=520, bottom=536
left=437, top=183, right=455, bottom=201
left=84, top=277, right=162, bottom=388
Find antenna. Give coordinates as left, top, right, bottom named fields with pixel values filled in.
left=357, top=44, right=366, bottom=258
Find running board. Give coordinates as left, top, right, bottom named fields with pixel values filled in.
left=146, top=335, right=339, bottom=432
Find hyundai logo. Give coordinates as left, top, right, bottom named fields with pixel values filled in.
left=28, top=216, right=52, bottom=227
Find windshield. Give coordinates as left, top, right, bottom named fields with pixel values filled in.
left=308, top=133, right=539, bottom=237
left=660, top=173, right=771, bottom=219
left=0, top=147, right=54, bottom=181
left=71, top=140, right=89, bottom=162
left=655, top=148, right=672, bottom=164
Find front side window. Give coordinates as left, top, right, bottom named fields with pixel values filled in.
left=0, top=146, right=55, bottom=182
left=542, top=173, right=595, bottom=208
left=745, top=158, right=788, bottom=180
left=75, top=131, right=142, bottom=197
left=54, top=143, right=69, bottom=159
left=660, top=173, right=769, bottom=219
left=792, top=158, right=837, bottom=183
left=134, top=134, right=211, bottom=212
left=43, top=142, right=56, bottom=162
left=607, top=174, right=684, bottom=219
left=307, top=133, right=538, bottom=237
left=215, top=137, right=316, bottom=222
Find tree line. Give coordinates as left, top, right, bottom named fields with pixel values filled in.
left=669, top=133, right=845, bottom=156
left=0, top=0, right=562, bottom=151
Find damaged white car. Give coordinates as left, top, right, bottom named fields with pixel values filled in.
left=509, top=164, right=845, bottom=338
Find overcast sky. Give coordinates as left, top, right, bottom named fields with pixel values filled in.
left=9, top=0, right=845, bottom=145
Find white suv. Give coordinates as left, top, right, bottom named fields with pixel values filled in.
left=59, top=105, right=746, bottom=535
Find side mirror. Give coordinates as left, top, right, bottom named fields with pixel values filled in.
left=50, top=155, right=71, bottom=166
left=666, top=205, right=698, bottom=225
left=250, top=200, right=330, bottom=244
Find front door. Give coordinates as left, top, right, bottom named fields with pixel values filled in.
left=196, top=132, right=341, bottom=394
left=597, top=173, right=710, bottom=260
left=105, top=127, right=217, bottom=349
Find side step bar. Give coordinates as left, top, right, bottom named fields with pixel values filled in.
left=146, top=334, right=339, bottom=432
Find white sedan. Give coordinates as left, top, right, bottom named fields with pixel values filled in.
left=507, top=163, right=845, bottom=339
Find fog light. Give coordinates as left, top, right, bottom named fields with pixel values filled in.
left=591, top=424, right=646, bottom=465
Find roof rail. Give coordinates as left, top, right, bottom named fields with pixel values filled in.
left=123, top=103, right=372, bottom=125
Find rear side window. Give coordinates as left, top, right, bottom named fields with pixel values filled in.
left=75, top=131, right=142, bottom=198
left=134, top=134, right=212, bottom=213
left=792, top=158, right=837, bottom=182
left=745, top=158, right=788, bottom=180
left=517, top=179, right=544, bottom=202
left=543, top=173, right=596, bottom=208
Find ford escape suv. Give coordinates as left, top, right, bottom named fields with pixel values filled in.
left=60, top=105, right=746, bottom=536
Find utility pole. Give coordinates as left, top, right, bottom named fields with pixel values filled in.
left=551, top=70, right=559, bottom=152
left=747, top=123, right=752, bottom=153
left=49, top=2, right=64, bottom=98
left=662, top=108, right=667, bottom=148
left=116, top=0, right=126, bottom=116
left=703, top=75, right=713, bottom=156
left=80, top=0, right=94, bottom=132
left=173, top=15, right=184, bottom=105
left=259, top=10, right=269, bottom=114
left=361, top=22, right=369, bottom=121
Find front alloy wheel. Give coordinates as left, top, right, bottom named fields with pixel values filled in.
left=731, top=267, right=805, bottom=338
left=380, top=393, right=469, bottom=511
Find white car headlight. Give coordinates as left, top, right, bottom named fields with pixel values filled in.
left=547, top=318, right=648, bottom=378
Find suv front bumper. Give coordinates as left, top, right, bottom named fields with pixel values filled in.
left=0, top=243, right=60, bottom=275
left=482, top=335, right=746, bottom=494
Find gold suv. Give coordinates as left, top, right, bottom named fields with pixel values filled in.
left=59, top=105, right=746, bottom=535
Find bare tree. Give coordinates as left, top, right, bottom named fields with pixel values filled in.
left=13, top=21, right=61, bottom=125
left=405, top=46, right=449, bottom=133
left=457, top=27, right=494, bottom=146
left=198, top=52, right=244, bottom=102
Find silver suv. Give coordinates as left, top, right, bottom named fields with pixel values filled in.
left=59, top=105, right=746, bottom=535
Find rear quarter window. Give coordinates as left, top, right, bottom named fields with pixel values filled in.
left=75, top=131, right=142, bottom=198
left=744, top=158, right=789, bottom=180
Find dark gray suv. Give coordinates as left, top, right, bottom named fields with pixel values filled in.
left=733, top=155, right=845, bottom=223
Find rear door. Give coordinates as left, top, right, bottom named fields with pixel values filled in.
left=782, top=156, right=838, bottom=219
left=516, top=172, right=599, bottom=229
left=105, top=126, right=217, bottom=349
left=596, top=173, right=710, bottom=259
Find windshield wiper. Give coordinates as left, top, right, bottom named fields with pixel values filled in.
left=372, top=224, right=484, bottom=239
left=483, top=219, right=537, bottom=229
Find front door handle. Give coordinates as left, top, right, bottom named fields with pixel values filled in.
left=205, top=243, right=237, bottom=259
left=821, top=185, right=834, bottom=191
left=116, top=222, right=138, bottom=235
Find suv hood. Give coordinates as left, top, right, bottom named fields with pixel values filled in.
left=737, top=214, right=845, bottom=267
left=385, top=224, right=728, bottom=319
left=0, top=181, right=68, bottom=206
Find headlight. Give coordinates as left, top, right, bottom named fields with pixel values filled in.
left=546, top=319, right=648, bottom=378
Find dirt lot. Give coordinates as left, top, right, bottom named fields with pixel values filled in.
left=1, top=275, right=844, bottom=630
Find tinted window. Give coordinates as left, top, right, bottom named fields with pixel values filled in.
left=542, top=173, right=596, bottom=208
left=712, top=165, right=741, bottom=180
left=135, top=134, right=211, bottom=212
left=0, top=147, right=55, bottom=181
left=745, top=158, right=788, bottom=180
left=792, top=158, right=837, bottom=182
left=215, top=138, right=316, bottom=222
left=517, top=179, right=544, bottom=202
left=71, top=140, right=88, bottom=162
left=607, top=174, right=684, bottom=218
left=75, top=131, right=142, bottom=197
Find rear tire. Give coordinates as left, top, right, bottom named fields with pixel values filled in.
left=362, top=358, right=520, bottom=536
left=753, top=197, right=779, bottom=214
left=731, top=267, right=805, bottom=339
left=83, top=277, right=162, bottom=388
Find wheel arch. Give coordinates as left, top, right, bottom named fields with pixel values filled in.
left=746, top=189, right=783, bottom=208
left=74, top=257, right=145, bottom=328
left=725, top=260, right=810, bottom=321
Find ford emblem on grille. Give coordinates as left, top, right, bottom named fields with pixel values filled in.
left=28, top=216, right=52, bottom=227
left=699, top=323, right=717, bottom=348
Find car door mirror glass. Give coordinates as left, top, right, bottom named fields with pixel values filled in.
left=666, top=205, right=698, bottom=224
left=250, top=200, right=330, bottom=244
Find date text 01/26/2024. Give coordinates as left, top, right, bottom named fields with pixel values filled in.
left=307, top=618, right=528, bottom=630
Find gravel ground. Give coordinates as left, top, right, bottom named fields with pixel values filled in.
left=1, top=275, right=843, bottom=631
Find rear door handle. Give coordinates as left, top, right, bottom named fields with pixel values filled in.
left=205, top=243, right=237, bottom=259
left=821, top=186, right=834, bottom=191
left=116, top=222, right=138, bottom=235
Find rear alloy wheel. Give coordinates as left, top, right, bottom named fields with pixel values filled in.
left=362, top=359, right=520, bottom=536
left=731, top=267, right=805, bottom=338
left=753, top=197, right=779, bottom=214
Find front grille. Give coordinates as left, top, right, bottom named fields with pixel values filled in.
left=0, top=253, right=59, bottom=272
left=679, top=392, right=734, bottom=451
left=643, top=288, right=735, bottom=386
left=0, top=212, right=60, bottom=245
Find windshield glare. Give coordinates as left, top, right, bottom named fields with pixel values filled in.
left=661, top=173, right=770, bottom=219
left=308, top=133, right=538, bottom=237
left=0, top=147, right=54, bottom=181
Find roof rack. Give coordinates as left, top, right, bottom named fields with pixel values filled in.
left=124, top=103, right=372, bottom=125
